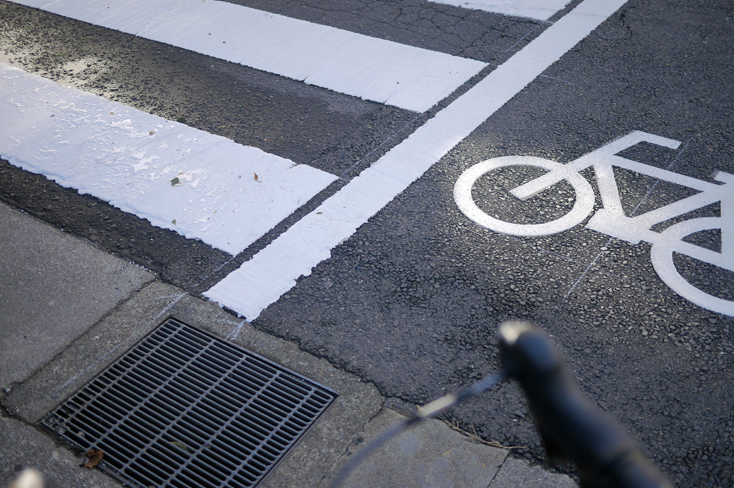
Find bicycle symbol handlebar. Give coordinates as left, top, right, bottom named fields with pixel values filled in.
left=329, top=321, right=673, bottom=488
left=500, top=321, right=673, bottom=488
left=454, top=131, right=734, bottom=316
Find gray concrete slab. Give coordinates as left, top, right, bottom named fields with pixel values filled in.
left=0, top=201, right=154, bottom=390
left=323, top=408, right=508, bottom=488
left=2, top=281, right=188, bottom=423
left=488, top=457, right=576, bottom=488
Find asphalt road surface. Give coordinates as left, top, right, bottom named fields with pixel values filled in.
left=1, top=1, right=733, bottom=486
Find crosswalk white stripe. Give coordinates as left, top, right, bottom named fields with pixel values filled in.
left=0, top=63, right=337, bottom=255
left=8, top=0, right=486, bottom=113
left=430, top=0, right=571, bottom=21
left=204, top=0, right=630, bottom=321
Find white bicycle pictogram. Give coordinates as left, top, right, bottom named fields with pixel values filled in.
left=454, top=131, right=734, bottom=316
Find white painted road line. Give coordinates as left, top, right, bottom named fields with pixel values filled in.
left=430, top=0, right=571, bottom=22
left=204, top=0, right=629, bottom=321
left=9, top=0, right=486, bottom=113
left=0, top=63, right=337, bottom=255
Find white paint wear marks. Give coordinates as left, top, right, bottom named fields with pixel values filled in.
left=9, top=0, right=486, bottom=113
left=429, top=0, right=570, bottom=21
left=455, top=131, right=734, bottom=316
left=0, top=63, right=336, bottom=255
left=205, top=0, right=630, bottom=320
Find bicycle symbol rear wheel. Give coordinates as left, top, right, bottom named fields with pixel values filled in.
left=650, top=217, right=734, bottom=316
left=453, top=156, right=595, bottom=236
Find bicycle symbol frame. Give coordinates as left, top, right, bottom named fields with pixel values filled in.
left=454, top=131, right=734, bottom=316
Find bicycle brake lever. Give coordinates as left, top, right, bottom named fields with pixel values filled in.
left=499, top=321, right=674, bottom=488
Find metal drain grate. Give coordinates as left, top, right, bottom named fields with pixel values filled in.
left=41, top=318, right=337, bottom=488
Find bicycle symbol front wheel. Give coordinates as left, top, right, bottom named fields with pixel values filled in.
left=650, top=217, right=734, bottom=316
left=453, top=156, right=595, bottom=236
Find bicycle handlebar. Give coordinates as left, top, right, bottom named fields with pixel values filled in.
left=499, top=321, right=674, bottom=488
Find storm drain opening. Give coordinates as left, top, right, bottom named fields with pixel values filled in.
left=41, top=317, right=337, bottom=488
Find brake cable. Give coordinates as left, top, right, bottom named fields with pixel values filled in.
left=327, top=371, right=506, bottom=488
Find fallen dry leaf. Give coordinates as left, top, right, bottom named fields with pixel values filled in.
left=253, top=173, right=259, bottom=181
left=149, top=131, right=155, bottom=135
left=84, top=449, right=104, bottom=469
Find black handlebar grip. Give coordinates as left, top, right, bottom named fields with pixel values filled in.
left=498, top=321, right=673, bottom=488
